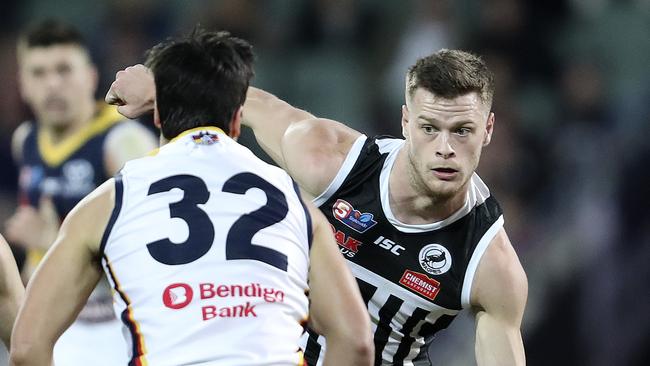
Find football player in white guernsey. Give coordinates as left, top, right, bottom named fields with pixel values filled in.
left=105, top=50, right=527, bottom=365
left=0, top=234, right=24, bottom=347
left=10, top=29, right=372, bottom=366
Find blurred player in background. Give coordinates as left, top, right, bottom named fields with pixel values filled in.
left=108, top=48, right=527, bottom=365
left=5, top=19, right=157, bottom=365
left=0, top=234, right=23, bottom=348
left=11, top=29, right=372, bottom=366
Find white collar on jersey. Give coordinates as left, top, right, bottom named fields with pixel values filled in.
left=377, top=138, right=491, bottom=233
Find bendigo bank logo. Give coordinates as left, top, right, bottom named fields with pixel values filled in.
left=332, top=199, right=377, bottom=233
left=163, top=283, right=194, bottom=309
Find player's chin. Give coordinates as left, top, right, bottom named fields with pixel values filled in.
left=426, top=180, right=461, bottom=198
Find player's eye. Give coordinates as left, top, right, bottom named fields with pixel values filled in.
left=456, top=127, right=472, bottom=136
left=422, top=125, right=437, bottom=135
left=56, top=64, right=71, bottom=76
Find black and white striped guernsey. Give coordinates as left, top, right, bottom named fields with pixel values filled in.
left=302, top=135, right=504, bottom=366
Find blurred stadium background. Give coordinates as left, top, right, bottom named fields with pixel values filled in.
left=1, top=0, right=649, bottom=365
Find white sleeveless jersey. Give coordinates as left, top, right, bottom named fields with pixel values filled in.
left=100, top=127, right=311, bottom=366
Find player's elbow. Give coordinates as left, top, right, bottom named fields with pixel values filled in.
left=352, top=332, right=374, bottom=365
left=330, top=317, right=374, bottom=365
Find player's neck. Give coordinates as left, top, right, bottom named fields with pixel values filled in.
left=43, top=102, right=96, bottom=144
left=388, top=150, right=467, bottom=224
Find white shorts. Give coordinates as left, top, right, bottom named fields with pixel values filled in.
left=54, top=318, right=127, bottom=365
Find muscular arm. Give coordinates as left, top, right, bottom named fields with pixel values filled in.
left=471, top=229, right=528, bottom=366
left=10, top=180, right=115, bottom=366
left=306, top=202, right=373, bottom=366
left=105, top=66, right=362, bottom=199
left=0, top=235, right=24, bottom=347
left=245, top=87, right=362, bottom=198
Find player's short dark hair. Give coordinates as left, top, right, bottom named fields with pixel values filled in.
left=18, top=18, right=88, bottom=50
left=407, top=49, right=495, bottom=108
left=145, top=28, right=254, bottom=140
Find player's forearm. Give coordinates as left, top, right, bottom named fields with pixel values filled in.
left=9, top=340, right=54, bottom=366
left=243, top=87, right=315, bottom=167
left=0, top=290, right=22, bottom=346
left=0, top=301, right=16, bottom=346
left=322, top=335, right=373, bottom=366
left=475, top=316, right=525, bottom=366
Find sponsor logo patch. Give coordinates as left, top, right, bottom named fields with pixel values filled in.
left=161, top=282, right=285, bottom=320
left=162, top=283, right=193, bottom=309
left=330, top=224, right=363, bottom=258
left=332, top=199, right=377, bottom=233
left=399, top=270, right=441, bottom=301
left=418, top=243, right=452, bottom=275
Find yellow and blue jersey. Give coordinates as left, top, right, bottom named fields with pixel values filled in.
left=17, top=103, right=125, bottom=265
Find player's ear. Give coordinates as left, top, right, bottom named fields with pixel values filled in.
left=483, top=112, right=495, bottom=146
left=153, top=100, right=161, bottom=130
left=401, top=105, right=409, bottom=139
left=228, top=106, right=242, bottom=141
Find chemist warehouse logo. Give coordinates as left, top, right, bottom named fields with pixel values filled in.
left=332, top=199, right=377, bottom=233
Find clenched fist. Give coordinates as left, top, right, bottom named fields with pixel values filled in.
left=105, top=64, right=156, bottom=119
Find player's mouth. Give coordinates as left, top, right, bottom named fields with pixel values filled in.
left=44, top=97, right=68, bottom=111
left=431, top=167, right=458, bottom=180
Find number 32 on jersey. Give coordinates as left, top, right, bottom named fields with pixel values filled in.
left=145, top=173, right=289, bottom=272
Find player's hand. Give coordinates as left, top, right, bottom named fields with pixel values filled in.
left=105, top=64, right=156, bottom=119
left=4, top=197, right=59, bottom=251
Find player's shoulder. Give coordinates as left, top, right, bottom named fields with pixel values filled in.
left=62, top=178, right=118, bottom=251
left=11, top=120, right=35, bottom=162
left=104, top=119, right=156, bottom=146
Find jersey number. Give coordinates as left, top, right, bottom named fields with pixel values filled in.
left=146, top=173, right=289, bottom=271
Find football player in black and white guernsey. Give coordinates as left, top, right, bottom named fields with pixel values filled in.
left=106, top=49, right=527, bottom=366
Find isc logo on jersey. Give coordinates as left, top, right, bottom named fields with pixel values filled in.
left=332, top=199, right=377, bottom=233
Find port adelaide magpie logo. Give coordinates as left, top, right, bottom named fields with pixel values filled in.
left=418, top=244, right=452, bottom=275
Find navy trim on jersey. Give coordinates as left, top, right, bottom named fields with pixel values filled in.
left=292, top=181, right=313, bottom=249
left=304, top=332, right=322, bottom=366
left=99, top=174, right=123, bottom=257
left=103, top=255, right=146, bottom=365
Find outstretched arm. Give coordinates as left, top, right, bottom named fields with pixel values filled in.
left=0, top=235, right=24, bottom=347
left=243, top=87, right=362, bottom=199
left=307, top=201, right=373, bottom=366
left=106, top=65, right=363, bottom=199
left=471, top=229, right=527, bottom=366
left=10, top=180, right=115, bottom=366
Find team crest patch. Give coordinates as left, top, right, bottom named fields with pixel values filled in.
left=332, top=199, right=377, bottom=233
left=191, top=131, right=220, bottom=145
left=418, top=244, right=452, bottom=275
left=399, top=270, right=441, bottom=301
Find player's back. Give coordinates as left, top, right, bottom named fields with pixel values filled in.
left=101, top=127, right=311, bottom=366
